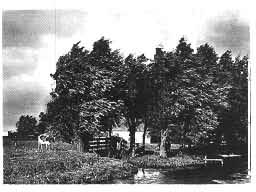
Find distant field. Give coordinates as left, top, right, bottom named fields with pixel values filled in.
left=3, top=137, right=78, bottom=151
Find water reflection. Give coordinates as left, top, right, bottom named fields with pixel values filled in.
left=112, top=159, right=250, bottom=184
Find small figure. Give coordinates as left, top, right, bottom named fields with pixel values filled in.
left=38, top=133, right=52, bottom=151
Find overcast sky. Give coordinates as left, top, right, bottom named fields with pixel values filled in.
left=2, top=1, right=250, bottom=132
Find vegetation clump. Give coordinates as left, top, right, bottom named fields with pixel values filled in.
left=128, top=154, right=204, bottom=169
left=4, top=143, right=137, bottom=184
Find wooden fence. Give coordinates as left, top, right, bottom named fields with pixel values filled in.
left=87, top=136, right=128, bottom=157
left=88, top=137, right=111, bottom=152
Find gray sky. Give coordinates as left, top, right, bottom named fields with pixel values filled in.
left=2, top=3, right=250, bottom=132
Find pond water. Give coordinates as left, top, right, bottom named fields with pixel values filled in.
left=112, top=158, right=250, bottom=184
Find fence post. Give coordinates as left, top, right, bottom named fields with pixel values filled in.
left=96, top=138, right=99, bottom=153
left=108, top=137, right=112, bottom=157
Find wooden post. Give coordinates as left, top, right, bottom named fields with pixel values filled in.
left=221, top=160, right=224, bottom=167
left=204, top=155, right=224, bottom=167
left=96, top=137, right=99, bottom=153
left=107, top=137, right=110, bottom=157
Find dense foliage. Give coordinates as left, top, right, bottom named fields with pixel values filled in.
left=15, top=115, right=38, bottom=138
left=15, top=37, right=248, bottom=156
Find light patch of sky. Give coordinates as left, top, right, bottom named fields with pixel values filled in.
left=1, top=0, right=252, bottom=133
left=51, top=2, right=250, bottom=58
left=52, top=7, right=218, bottom=59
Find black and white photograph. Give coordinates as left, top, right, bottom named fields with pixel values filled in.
left=1, top=0, right=254, bottom=188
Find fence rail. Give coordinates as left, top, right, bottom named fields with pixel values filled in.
left=86, top=136, right=128, bottom=158
left=88, top=137, right=110, bottom=152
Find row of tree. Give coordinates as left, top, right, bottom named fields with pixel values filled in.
left=15, top=37, right=248, bottom=157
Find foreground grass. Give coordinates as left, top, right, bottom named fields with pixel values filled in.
left=3, top=142, right=137, bottom=184
left=128, top=154, right=205, bottom=169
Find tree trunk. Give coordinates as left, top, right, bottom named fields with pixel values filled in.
left=160, top=128, right=168, bottom=158
left=142, top=116, right=148, bottom=151
left=129, top=123, right=136, bottom=157
left=181, top=121, right=188, bottom=148
left=180, top=122, right=186, bottom=148
left=128, top=116, right=136, bottom=157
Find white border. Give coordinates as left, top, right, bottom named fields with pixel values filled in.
left=1, top=0, right=255, bottom=191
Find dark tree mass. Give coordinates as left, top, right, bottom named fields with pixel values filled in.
left=15, top=37, right=248, bottom=156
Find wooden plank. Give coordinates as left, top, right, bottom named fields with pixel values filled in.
left=89, top=145, right=107, bottom=148
left=88, top=147, right=107, bottom=151
left=89, top=143, right=109, bottom=146
left=204, top=156, right=224, bottom=166
left=92, top=140, right=109, bottom=143
left=218, top=154, right=241, bottom=158
left=89, top=142, right=109, bottom=145
left=87, top=137, right=115, bottom=154
left=89, top=140, right=109, bottom=143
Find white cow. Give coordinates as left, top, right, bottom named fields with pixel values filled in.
left=38, top=133, right=52, bottom=151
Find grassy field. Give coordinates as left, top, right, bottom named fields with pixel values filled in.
left=128, top=154, right=204, bottom=169
left=3, top=140, right=137, bottom=184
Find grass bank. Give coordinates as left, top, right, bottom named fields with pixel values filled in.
left=128, top=154, right=205, bottom=169
left=3, top=141, right=137, bottom=184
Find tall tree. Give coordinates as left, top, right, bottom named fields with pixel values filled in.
left=148, top=38, right=222, bottom=157
left=48, top=41, right=90, bottom=141
left=115, top=54, right=148, bottom=155
left=16, top=115, right=38, bottom=138
left=79, top=37, right=124, bottom=137
left=147, top=46, right=173, bottom=157
left=136, top=55, right=151, bottom=149
left=214, top=50, right=234, bottom=143
left=219, top=56, right=248, bottom=145
left=47, top=38, right=124, bottom=142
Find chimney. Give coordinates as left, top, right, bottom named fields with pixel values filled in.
left=154, top=45, right=164, bottom=62
left=155, top=47, right=163, bottom=56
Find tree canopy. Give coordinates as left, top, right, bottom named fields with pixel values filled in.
left=16, top=115, right=38, bottom=138
left=16, top=36, right=248, bottom=157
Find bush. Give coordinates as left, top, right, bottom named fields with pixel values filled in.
left=51, top=142, right=77, bottom=151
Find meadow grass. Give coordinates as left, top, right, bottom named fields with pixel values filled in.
left=128, top=154, right=204, bottom=169
left=3, top=141, right=137, bottom=184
